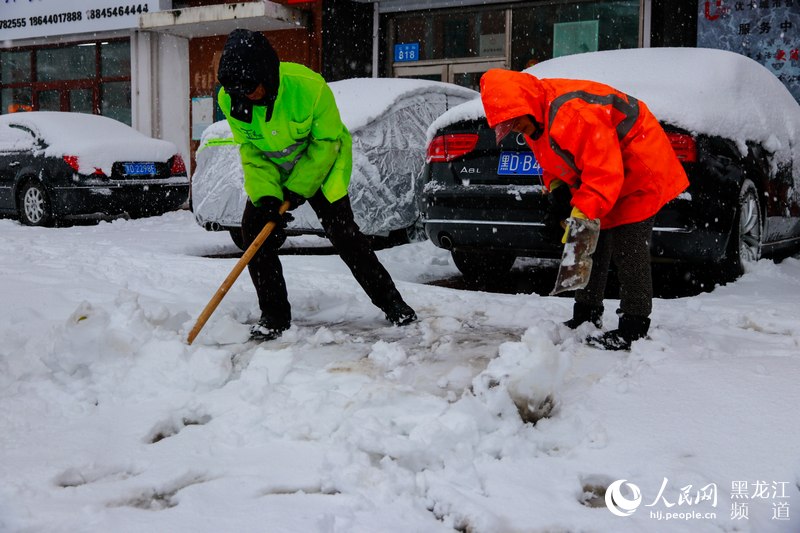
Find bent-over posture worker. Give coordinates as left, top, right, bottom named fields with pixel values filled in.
left=217, top=29, right=416, bottom=341
left=481, top=69, right=688, bottom=350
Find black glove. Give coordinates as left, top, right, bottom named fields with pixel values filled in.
left=247, top=196, right=290, bottom=250
left=254, top=196, right=293, bottom=227
left=543, top=183, right=573, bottom=241
left=283, top=188, right=306, bottom=211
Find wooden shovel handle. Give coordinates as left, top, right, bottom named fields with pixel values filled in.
left=187, top=200, right=291, bottom=345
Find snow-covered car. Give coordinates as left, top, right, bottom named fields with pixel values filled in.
left=192, top=78, right=477, bottom=249
left=0, top=112, right=189, bottom=227
left=420, top=48, right=800, bottom=281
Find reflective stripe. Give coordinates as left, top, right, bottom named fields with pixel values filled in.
left=548, top=91, right=640, bottom=176
left=196, top=137, right=236, bottom=153
left=261, top=140, right=305, bottom=159
left=260, top=140, right=307, bottom=173
left=274, top=152, right=303, bottom=172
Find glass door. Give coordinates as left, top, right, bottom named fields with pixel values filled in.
left=450, top=60, right=506, bottom=91
left=393, top=63, right=447, bottom=82
left=393, top=60, right=505, bottom=91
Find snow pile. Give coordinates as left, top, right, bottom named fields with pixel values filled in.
left=474, top=326, right=571, bottom=423
left=0, top=212, right=799, bottom=532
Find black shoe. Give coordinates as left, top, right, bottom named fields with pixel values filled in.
left=250, top=317, right=289, bottom=341
left=564, top=302, right=603, bottom=329
left=586, top=314, right=650, bottom=351
left=383, top=300, right=417, bottom=326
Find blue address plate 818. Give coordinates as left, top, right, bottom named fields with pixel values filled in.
left=123, top=162, right=157, bottom=176
left=497, top=151, right=542, bottom=176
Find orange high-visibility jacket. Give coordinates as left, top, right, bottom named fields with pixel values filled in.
left=481, top=69, right=689, bottom=229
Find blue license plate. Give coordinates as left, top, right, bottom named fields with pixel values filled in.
left=497, top=151, right=542, bottom=176
left=123, top=162, right=157, bottom=176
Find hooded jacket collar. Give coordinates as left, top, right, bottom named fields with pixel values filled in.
left=480, top=69, right=548, bottom=128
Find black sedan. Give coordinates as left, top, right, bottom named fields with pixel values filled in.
left=420, top=48, right=800, bottom=282
left=0, top=112, right=189, bottom=226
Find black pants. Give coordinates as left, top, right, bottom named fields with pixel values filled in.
left=575, top=216, right=655, bottom=317
left=240, top=191, right=404, bottom=327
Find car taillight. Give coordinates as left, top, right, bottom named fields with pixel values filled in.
left=63, top=155, right=80, bottom=172
left=170, top=154, right=187, bottom=175
left=666, top=132, right=697, bottom=163
left=426, top=134, right=479, bottom=163
left=63, top=155, right=104, bottom=175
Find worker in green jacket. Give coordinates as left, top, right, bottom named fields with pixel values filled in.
left=217, top=29, right=416, bottom=341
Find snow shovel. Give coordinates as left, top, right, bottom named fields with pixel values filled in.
left=550, top=217, right=600, bottom=295
left=187, top=200, right=291, bottom=345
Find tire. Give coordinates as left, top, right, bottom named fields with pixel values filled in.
left=229, top=228, right=246, bottom=251
left=452, top=250, right=516, bottom=283
left=725, top=179, right=762, bottom=277
left=18, top=180, right=54, bottom=227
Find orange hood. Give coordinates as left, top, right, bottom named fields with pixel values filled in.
left=480, top=69, right=547, bottom=128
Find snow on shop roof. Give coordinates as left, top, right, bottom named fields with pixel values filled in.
left=201, top=78, right=478, bottom=144
left=429, top=48, right=799, bottom=170
left=0, top=111, right=177, bottom=175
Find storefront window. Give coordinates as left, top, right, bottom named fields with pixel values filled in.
left=36, top=45, right=96, bottom=82
left=1, top=87, right=32, bottom=114
left=1, top=51, right=31, bottom=84
left=511, top=1, right=640, bottom=70
left=101, top=41, right=131, bottom=78
left=70, top=89, right=94, bottom=114
left=38, top=90, right=60, bottom=111
left=102, top=81, right=132, bottom=125
left=393, top=9, right=506, bottom=61
left=1, top=40, right=130, bottom=120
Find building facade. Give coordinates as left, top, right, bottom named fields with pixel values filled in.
left=2, top=0, right=795, bottom=172
left=0, top=0, right=316, bottom=169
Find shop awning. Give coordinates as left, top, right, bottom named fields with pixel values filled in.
left=139, top=1, right=306, bottom=38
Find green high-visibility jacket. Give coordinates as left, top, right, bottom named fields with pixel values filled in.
left=218, top=62, right=352, bottom=205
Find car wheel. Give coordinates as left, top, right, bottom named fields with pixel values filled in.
left=452, top=250, right=516, bottom=283
left=229, top=228, right=247, bottom=251
left=726, top=179, right=762, bottom=277
left=18, top=180, right=54, bottom=227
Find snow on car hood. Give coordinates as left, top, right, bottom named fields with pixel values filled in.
left=0, top=112, right=177, bottom=175
left=429, top=48, right=799, bottom=171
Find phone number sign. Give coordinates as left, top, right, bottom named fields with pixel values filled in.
left=0, top=0, right=171, bottom=41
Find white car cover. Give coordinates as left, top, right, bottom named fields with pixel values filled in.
left=192, top=78, right=477, bottom=236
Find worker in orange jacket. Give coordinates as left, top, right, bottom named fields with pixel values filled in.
left=481, top=69, right=689, bottom=350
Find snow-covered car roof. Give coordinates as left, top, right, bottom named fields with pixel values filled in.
left=331, top=78, right=478, bottom=131
left=429, top=48, right=799, bottom=170
left=201, top=77, right=478, bottom=144
left=0, top=111, right=178, bottom=175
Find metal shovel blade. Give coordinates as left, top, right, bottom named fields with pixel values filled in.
left=550, top=217, right=600, bottom=295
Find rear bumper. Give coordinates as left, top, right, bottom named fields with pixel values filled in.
left=421, top=187, right=732, bottom=263
left=50, top=181, right=189, bottom=219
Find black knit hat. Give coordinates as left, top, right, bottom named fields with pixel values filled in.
left=218, top=29, right=280, bottom=119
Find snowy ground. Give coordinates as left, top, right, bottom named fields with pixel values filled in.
left=1, top=211, right=798, bottom=533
